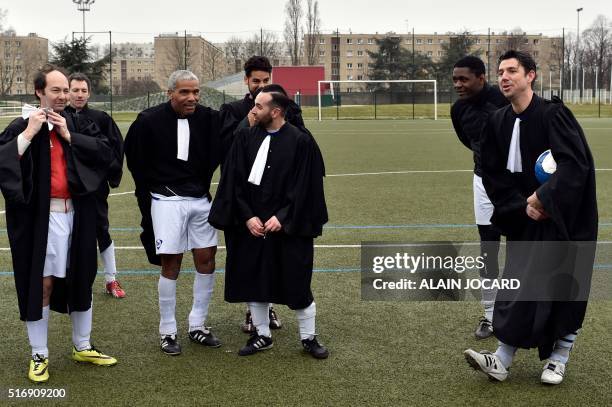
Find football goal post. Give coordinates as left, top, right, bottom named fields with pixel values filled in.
left=317, top=79, right=437, bottom=121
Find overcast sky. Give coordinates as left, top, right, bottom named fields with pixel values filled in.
left=3, top=0, right=611, bottom=45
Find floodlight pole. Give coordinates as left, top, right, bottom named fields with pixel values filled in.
left=73, top=0, right=96, bottom=39
left=576, top=7, right=583, bottom=101
left=184, top=30, right=188, bottom=70
left=72, top=30, right=113, bottom=118
left=561, top=27, right=565, bottom=101
left=487, top=28, right=491, bottom=83
left=412, top=27, right=415, bottom=120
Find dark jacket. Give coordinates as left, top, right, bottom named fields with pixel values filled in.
left=451, top=84, right=508, bottom=176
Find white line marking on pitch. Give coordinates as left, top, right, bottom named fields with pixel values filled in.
left=2, top=242, right=611, bottom=252
left=327, top=169, right=473, bottom=177
left=1, top=168, right=610, bottom=213
left=0, top=244, right=362, bottom=251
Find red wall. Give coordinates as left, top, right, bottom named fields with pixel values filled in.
left=272, top=66, right=326, bottom=97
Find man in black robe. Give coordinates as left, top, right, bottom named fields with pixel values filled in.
left=451, top=56, right=509, bottom=339
left=124, top=70, right=237, bottom=356
left=66, top=72, right=126, bottom=298
left=464, top=51, right=597, bottom=385
left=0, top=65, right=117, bottom=383
left=209, top=84, right=329, bottom=359
left=221, top=55, right=272, bottom=126
left=220, top=55, right=280, bottom=333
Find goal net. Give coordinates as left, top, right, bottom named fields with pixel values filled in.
left=317, top=80, right=437, bottom=121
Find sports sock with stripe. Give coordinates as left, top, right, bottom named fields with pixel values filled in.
left=550, top=331, right=578, bottom=364
left=494, top=341, right=517, bottom=369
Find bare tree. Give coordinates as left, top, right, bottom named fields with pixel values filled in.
left=225, top=36, right=245, bottom=73
left=284, top=0, right=303, bottom=65
left=0, top=8, right=15, bottom=35
left=161, top=36, right=193, bottom=78
left=0, top=12, right=17, bottom=95
left=21, top=40, right=47, bottom=94
left=0, top=8, right=6, bottom=32
left=244, top=31, right=282, bottom=61
left=201, top=43, right=226, bottom=81
left=153, top=35, right=195, bottom=91
left=549, top=37, right=564, bottom=73
left=173, top=37, right=192, bottom=71
left=582, top=15, right=612, bottom=91
left=304, top=0, right=321, bottom=65
left=562, top=32, right=578, bottom=88
left=505, top=27, right=532, bottom=52
left=0, top=48, right=17, bottom=95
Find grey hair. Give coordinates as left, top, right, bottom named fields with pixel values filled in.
left=167, top=70, right=199, bottom=90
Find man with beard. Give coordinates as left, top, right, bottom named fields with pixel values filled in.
left=221, top=55, right=272, bottom=126
left=66, top=72, right=126, bottom=298
left=210, top=84, right=329, bottom=359
left=220, top=56, right=280, bottom=333
left=0, top=65, right=117, bottom=383
left=125, top=70, right=237, bottom=356
left=450, top=56, right=508, bottom=339
left=464, top=51, right=597, bottom=385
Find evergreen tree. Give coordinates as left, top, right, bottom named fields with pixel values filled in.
left=51, top=37, right=110, bottom=94
left=367, top=36, right=434, bottom=92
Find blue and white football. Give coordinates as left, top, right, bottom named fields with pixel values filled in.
left=535, top=149, right=556, bottom=184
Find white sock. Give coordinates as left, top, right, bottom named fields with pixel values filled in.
left=100, top=242, right=117, bottom=283
left=27, top=306, right=50, bottom=358
left=188, top=273, right=215, bottom=332
left=550, top=331, right=578, bottom=364
left=158, top=276, right=177, bottom=336
left=70, top=307, right=92, bottom=351
left=494, top=341, right=517, bottom=369
left=480, top=279, right=496, bottom=322
left=296, top=302, right=317, bottom=341
left=248, top=302, right=271, bottom=338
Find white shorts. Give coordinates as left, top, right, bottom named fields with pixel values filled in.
left=150, top=194, right=218, bottom=254
left=473, top=174, right=494, bottom=226
left=43, top=211, right=74, bottom=278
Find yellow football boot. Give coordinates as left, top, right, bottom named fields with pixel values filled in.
left=28, top=354, right=49, bottom=383
left=72, top=346, right=117, bottom=366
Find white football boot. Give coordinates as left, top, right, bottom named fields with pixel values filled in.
left=464, top=349, right=509, bottom=382
left=541, top=360, right=565, bottom=385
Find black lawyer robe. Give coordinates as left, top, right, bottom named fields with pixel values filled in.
left=65, top=105, right=124, bottom=251
left=481, top=95, right=598, bottom=360
left=209, top=122, right=328, bottom=310
left=0, top=113, right=113, bottom=321
left=124, top=102, right=238, bottom=265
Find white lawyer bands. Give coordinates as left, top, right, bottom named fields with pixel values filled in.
left=177, top=118, right=190, bottom=161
